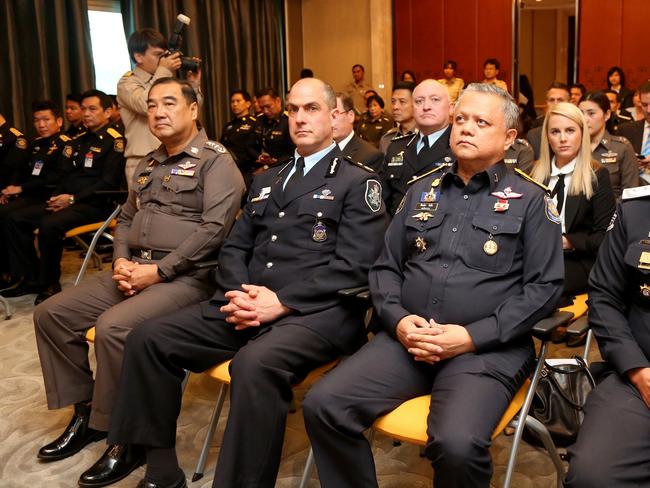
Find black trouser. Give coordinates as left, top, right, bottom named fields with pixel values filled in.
left=108, top=304, right=340, bottom=488
left=4, top=201, right=108, bottom=284
left=565, top=372, right=650, bottom=488
left=0, top=196, right=43, bottom=275
left=303, top=332, right=528, bottom=488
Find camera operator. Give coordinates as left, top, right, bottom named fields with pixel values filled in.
left=117, top=28, right=202, bottom=187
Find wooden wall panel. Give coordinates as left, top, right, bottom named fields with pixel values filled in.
left=393, top=0, right=513, bottom=90
left=579, top=0, right=650, bottom=90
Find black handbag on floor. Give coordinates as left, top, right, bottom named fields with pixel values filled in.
left=527, top=356, right=596, bottom=447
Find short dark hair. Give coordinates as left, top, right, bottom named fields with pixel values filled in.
left=335, top=92, right=355, bottom=112
left=255, top=87, right=279, bottom=99
left=150, top=77, right=198, bottom=105
left=582, top=91, right=611, bottom=115
left=300, top=68, right=314, bottom=78
left=352, top=64, right=365, bottom=72
left=400, top=70, right=416, bottom=82
left=392, top=81, right=415, bottom=93
left=444, top=60, right=457, bottom=70
left=606, top=66, right=626, bottom=88
left=366, top=94, right=384, bottom=109
left=230, top=89, right=252, bottom=102
left=65, top=93, right=82, bottom=104
left=484, top=58, right=500, bottom=70
left=547, top=81, right=570, bottom=93
left=604, top=89, right=620, bottom=102
left=638, top=81, right=650, bottom=96
left=32, top=100, right=61, bottom=118
left=80, top=89, right=113, bottom=110
left=569, top=83, right=587, bottom=96
left=127, top=28, right=167, bottom=63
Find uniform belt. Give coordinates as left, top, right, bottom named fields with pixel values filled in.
left=130, top=248, right=170, bottom=260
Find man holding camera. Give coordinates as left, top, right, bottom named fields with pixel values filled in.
left=117, top=28, right=202, bottom=187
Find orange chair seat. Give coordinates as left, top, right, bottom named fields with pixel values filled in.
left=85, top=326, right=96, bottom=342
left=65, top=220, right=117, bottom=239
left=559, top=293, right=588, bottom=320
left=373, top=378, right=531, bottom=445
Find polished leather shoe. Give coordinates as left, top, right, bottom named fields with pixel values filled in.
left=38, top=403, right=106, bottom=461
left=34, top=282, right=62, bottom=305
left=78, top=444, right=145, bottom=487
left=136, top=474, right=187, bottom=488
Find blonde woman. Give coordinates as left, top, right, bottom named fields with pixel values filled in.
left=531, top=102, right=616, bottom=296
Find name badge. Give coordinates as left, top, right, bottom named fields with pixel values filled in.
left=32, top=161, right=44, bottom=176
left=84, top=152, right=94, bottom=168
left=601, top=157, right=616, bottom=164
left=170, top=168, right=195, bottom=177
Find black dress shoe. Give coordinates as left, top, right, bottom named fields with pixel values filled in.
left=1, top=280, right=43, bottom=297
left=136, top=474, right=187, bottom=488
left=78, top=444, right=145, bottom=487
left=38, top=403, right=107, bottom=461
left=34, top=282, right=62, bottom=305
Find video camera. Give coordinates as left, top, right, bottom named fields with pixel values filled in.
left=164, top=13, right=201, bottom=72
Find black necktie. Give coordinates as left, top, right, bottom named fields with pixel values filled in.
left=420, top=136, right=429, bottom=153
left=284, top=157, right=305, bottom=193
left=551, top=174, right=566, bottom=214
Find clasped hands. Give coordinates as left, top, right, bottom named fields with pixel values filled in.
left=112, top=257, right=162, bottom=297
left=396, top=314, right=476, bottom=364
left=220, top=284, right=291, bottom=330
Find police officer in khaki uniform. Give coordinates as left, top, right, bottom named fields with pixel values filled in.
left=33, top=78, right=244, bottom=488
left=117, top=29, right=202, bottom=187
left=357, top=94, right=394, bottom=148
left=105, top=77, right=387, bottom=488
left=220, top=89, right=259, bottom=188
left=504, top=138, right=535, bottom=174
left=381, top=80, right=454, bottom=216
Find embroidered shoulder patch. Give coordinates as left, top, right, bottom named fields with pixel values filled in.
left=365, top=179, right=382, bottom=213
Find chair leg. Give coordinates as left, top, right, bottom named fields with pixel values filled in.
left=0, top=295, right=12, bottom=319
left=298, top=447, right=315, bottom=488
left=192, top=384, right=229, bottom=482
left=524, top=416, right=566, bottom=486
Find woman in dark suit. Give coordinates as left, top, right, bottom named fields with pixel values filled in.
left=531, top=102, right=616, bottom=296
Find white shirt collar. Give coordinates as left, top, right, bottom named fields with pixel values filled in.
left=550, top=157, right=577, bottom=177
left=337, top=131, right=355, bottom=151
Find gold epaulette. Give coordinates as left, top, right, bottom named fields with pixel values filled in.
left=515, top=168, right=549, bottom=192
left=73, top=131, right=87, bottom=139
left=407, top=164, right=447, bottom=185
left=343, top=156, right=374, bottom=173
left=59, top=134, right=71, bottom=142
left=106, top=127, right=122, bottom=139
left=9, top=127, right=23, bottom=137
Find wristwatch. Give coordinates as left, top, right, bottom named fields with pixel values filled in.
left=68, top=195, right=75, bottom=205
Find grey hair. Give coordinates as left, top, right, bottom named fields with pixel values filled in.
left=456, top=83, right=519, bottom=130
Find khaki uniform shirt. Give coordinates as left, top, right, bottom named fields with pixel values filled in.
left=482, top=78, right=508, bottom=92
left=437, top=77, right=465, bottom=102
left=113, top=129, right=245, bottom=280
left=592, top=132, right=640, bottom=200
left=343, top=80, right=375, bottom=113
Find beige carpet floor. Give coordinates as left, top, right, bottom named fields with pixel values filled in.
left=0, top=250, right=599, bottom=488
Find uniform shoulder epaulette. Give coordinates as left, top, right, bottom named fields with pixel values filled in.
left=123, top=70, right=134, bottom=77
left=622, top=185, right=650, bottom=200
left=248, top=115, right=256, bottom=121
left=407, top=164, right=447, bottom=185
left=58, top=134, right=71, bottom=142
left=343, top=156, right=374, bottom=173
left=283, top=110, right=289, bottom=117
left=613, top=135, right=631, bottom=144
left=9, top=127, right=23, bottom=137
left=204, top=140, right=227, bottom=153
left=73, top=131, right=87, bottom=139
left=106, top=127, right=123, bottom=139
left=383, top=127, right=398, bottom=138
left=515, top=138, right=530, bottom=147
left=515, top=168, right=549, bottom=192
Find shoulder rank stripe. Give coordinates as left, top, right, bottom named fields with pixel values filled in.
left=344, top=156, right=373, bottom=173
left=407, top=164, right=446, bottom=185
left=59, top=134, right=71, bottom=142
left=515, top=168, right=549, bottom=192
left=106, top=127, right=122, bottom=139
left=9, top=127, right=23, bottom=137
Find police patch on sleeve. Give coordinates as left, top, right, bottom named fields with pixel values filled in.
left=16, top=137, right=28, bottom=150
left=544, top=196, right=562, bottom=224
left=63, top=145, right=73, bottom=158
left=365, top=179, right=382, bottom=213
left=114, top=139, right=125, bottom=153
left=606, top=211, right=617, bottom=232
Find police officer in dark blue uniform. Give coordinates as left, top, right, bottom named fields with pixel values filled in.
left=565, top=184, right=650, bottom=488
left=105, top=77, right=387, bottom=488
left=0, top=112, right=30, bottom=190
left=253, top=87, right=294, bottom=173
left=381, top=80, right=454, bottom=216
left=303, top=83, right=564, bottom=488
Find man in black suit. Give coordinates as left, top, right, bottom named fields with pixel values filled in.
left=333, top=93, right=384, bottom=171
left=303, top=83, right=564, bottom=488
left=105, top=77, right=387, bottom=488
left=381, top=79, right=454, bottom=215
left=527, top=82, right=571, bottom=159
left=617, top=81, right=650, bottom=173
